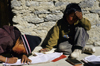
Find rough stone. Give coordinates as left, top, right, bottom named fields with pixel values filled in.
left=87, top=26, right=100, bottom=45
left=90, top=9, right=100, bottom=13
left=39, top=2, right=54, bottom=6
left=23, top=15, right=44, bottom=23
left=82, top=10, right=90, bottom=14
left=58, top=0, right=83, bottom=3
left=11, top=0, right=21, bottom=8
left=83, top=13, right=99, bottom=26
left=79, top=0, right=96, bottom=8
left=26, top=1, right=39, bottom=7
left=55, top=2, right=69, bottom=7
left=34, top=10, right=50, bottom=14
left=44, top=13, right=63, bottom=21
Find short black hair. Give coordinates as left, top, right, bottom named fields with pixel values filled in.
left=63, top=3, right=82, bottom=16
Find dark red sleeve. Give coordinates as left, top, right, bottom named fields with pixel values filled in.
left=0, top=25, right=21, bottom=54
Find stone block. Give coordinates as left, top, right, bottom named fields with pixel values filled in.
left=83, top=13, right=99, bottom=25
left=79, top=0, right=96, bottom=8
left=39, top=2, right=54, bottom=6
left=11, top=0, right=21, bottom=8
left=44, top=13, right=63, bottom=21
left=58, top=0, right=83, bottom=3
left=26, top=1, right=39, bottom=7
left=23, top=15, right=44, bottom=23
left=90, top=9, right=100, bottom=13
left=55, top=2, right=69, bottom=7
left=34, top=10, right=50, bottom=14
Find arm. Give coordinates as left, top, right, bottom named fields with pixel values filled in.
left=0, top=55, right=18, bottom=63
left=79, top=18, right=91, bottom=31
left=75, top=11, right=91, bottom=31
left=45, top=24, right=60, bottom=50
left=0, top=55, right=6, bottom=62
left=40, top=23, right=60, bottom=52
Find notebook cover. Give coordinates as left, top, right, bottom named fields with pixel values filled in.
left=66, top=58, right=82, bottom=66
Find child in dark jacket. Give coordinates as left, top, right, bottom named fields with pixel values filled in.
left=0, top=25, right=41, bottom=63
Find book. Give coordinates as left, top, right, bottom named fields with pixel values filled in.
left=82, top=55, right=100, bottom=66
left=66, top=58, right=82, bottom=66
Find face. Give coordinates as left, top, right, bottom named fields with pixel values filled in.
left=12, top=38, right=27, bottom=54
left=66, top=12, right=78, bottom=24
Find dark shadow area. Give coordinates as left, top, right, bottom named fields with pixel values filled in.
left=0, top=0, right=13, bottom=27
left=8, top=0, right=14, bottom=26
left=83, top=63, right=89, bottom=66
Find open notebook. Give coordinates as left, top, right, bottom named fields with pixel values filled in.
left=82, top=55, right=100, bottom=66
left=3, top=52, right=63, bottom=66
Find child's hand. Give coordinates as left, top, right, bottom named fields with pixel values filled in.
left=75, top=11, right=83, bottom=20
left=39, top=48, right=49, bottom=53
left=8, top=57, right=18, bottom=63
left=21, top=55, right=31, bottom=64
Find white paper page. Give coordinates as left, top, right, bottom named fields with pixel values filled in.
left=85, top=55, right=100, bottom=62
left=45, top=52, right=63, bottom=61
left=29, top=55, right=49, bottom=64
left=34, top=53, right=44, bottom=56
left=3, top=59, right=27, bottom=66
left=3, top=52, right=62, bottom=66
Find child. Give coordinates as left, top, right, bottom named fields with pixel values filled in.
left=0, top=25, right=41, bottom=63
left=39, top=3, right=93, bottom=58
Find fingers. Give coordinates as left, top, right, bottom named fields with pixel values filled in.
left=39, top=48, right=49, bottom=52
left=27, top=59, right=32, bottom=64
left=75, top=11, right=82, bottom=19
left=21, top=58, right=24, bottom=63
left=21, top=55, right=31, bottom=64
left=21, top=58, right=31, bottom=63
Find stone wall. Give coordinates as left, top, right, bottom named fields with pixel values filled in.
left=11, top=0, right=100, bottom=46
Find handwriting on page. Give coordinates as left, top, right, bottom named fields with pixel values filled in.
left=85, top=55, right=100, bottom=62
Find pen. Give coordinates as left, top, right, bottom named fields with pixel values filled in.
left=11, top=54, right=14, bottom=57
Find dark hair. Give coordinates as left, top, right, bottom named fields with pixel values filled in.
left=63, top=3, right=82, bottom=19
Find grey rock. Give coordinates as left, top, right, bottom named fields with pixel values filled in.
left=79, top=0, right=96, bottom=8
left=44, top=14, right=63, bottom=21
left=39, top=2, right=54, bottom=6
left=82, top=10, right=89, bottom=14
left=55, top=2, right=69, bottom=7
left=50, top=10, right=61, bottom=13
left=26, top=1, right=39, bottom=7
left=90, top=9, right=100, bottom=13
left=26, top=1, right=31, bottom=7
left=11, top=0, right=21, bottom=8
left=34, top=10, right=50, bottom=14
left=23, top=15, right=44, bottom=23
left=98, top=0, right=100, bottom=2
left=93, top=42, right=100, bottom=46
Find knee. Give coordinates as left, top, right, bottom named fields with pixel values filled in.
left=75, top=27, right=85, bottom=32
left=59, top=43, right=67, bottom=51
left=58, top=42, right=72, bottom=51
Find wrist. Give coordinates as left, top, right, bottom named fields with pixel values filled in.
left=5, top=57, right=9, bottom=63
left=78, top=17, right=83, bottom=20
